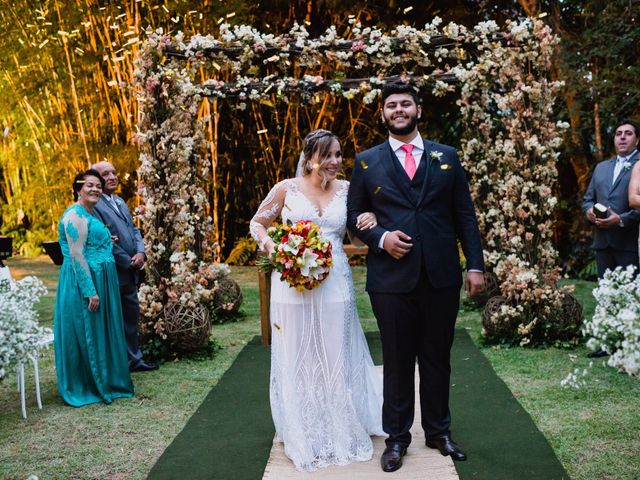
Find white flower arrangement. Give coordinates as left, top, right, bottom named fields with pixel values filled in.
left=583, top=265, right=640, bottom=377
left=0, top=276, right=51, bottom=379
left=457, top=19, right=574, bottom=346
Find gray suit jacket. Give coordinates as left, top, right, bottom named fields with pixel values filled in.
left=582, top=151, right=640, bottom=252
left=93, top=194, right=145, bottom=286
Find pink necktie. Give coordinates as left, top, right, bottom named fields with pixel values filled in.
left=401, top=144, right=416, bottom=180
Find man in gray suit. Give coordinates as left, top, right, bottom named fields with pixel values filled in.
left=583, top=119, right=640, bottom=358
left=93, top=161, right=158, bottom=372
left=583, top=119, right=640, bottom=279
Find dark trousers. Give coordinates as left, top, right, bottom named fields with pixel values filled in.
left=595, top=248, right=639, bottom=279
left=120, top=282, right=143, bottom=366
left=369, top=271, right=460, bottom=447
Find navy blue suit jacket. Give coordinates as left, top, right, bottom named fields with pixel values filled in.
left=347, top=138, right=484, bottom=293
left=582, top=152, right=640, bottom=252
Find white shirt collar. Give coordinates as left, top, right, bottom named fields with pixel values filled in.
left=617, top=149, right=637, bottom=162
left=389, top=131, right=423, bottom=152
left=102, top=193, right=117, bottom=205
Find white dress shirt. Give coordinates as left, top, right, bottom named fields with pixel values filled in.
left=102, top=193, right=121, bottom=217
left=378, top=133, right=423, bottom=249
left=612, top=149, right=637, bottom=184
left=388, top=132, right=424, bottom=170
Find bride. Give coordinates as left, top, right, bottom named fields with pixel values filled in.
left=250, top=129, right=384, bottom=472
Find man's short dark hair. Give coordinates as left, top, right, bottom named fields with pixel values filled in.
left=615, top=118, right=640, bottom=136
left=381, top=83, right=421, bottom=106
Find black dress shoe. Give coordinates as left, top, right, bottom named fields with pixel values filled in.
left=129, top=360, right=159, bottom=372
left=587, top=348, right=610, bottom=358
left=381, top=444, right=407, bottom=472
left=426, top=434, right=467, bottom=461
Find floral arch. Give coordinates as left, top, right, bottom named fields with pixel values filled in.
left=134, top=16, right=576, bottom=351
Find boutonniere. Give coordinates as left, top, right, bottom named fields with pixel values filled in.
left=115, top=198, right=122, bottom=206
left=431, top=150, right=451, bottom=170
left=623, top=161, right=632, bottom=171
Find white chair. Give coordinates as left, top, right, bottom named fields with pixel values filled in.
left=17, top=333, right=54, bottom=419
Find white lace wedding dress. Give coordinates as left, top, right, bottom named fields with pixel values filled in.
left=250, top=178, right=384, bottom=472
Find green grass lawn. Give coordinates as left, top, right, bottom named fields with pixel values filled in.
left=1, top=257, right=639, bottom=479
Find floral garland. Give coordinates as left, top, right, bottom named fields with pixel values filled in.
left=455, top=18, right=574, bottom=346
left=144, top=18, right=494, bottom=109
left=133, top=33, right=226, bottom=344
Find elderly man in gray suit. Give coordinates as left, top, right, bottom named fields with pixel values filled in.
left=93, top=161, right=158, bottom=372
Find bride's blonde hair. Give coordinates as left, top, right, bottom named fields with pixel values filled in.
left=300, top=129, right=341, bottom=190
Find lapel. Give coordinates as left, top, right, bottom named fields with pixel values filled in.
left=379, top=141, right=415, bottom=205
left=610, top=151, right=638, bottom=193
left=417, top=138, right=434, bottom=205
left=103, top=194, right=126, bottom=222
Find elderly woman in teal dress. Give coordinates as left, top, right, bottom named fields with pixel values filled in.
left=54, top=169, right=134, bottom=407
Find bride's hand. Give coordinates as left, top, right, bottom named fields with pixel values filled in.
left=265, top=239, right=276, bottom=256
left=356, top=212, right=377, bottom=230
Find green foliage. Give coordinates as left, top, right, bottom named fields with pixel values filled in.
left=225, top=236, right=258, bottom=265
left=559, top=0, right=640, bottom=139
left=577, top=259, right=598, bottom=281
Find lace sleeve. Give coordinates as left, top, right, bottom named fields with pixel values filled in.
left=62, top=209, right=97, bottom=299
left=250, top=180, right=288, bottom=251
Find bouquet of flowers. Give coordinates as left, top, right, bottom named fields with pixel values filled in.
left=263, top=220, right=333, bottom=291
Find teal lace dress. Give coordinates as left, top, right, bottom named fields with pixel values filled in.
left=54, top=204, right=134, bottom=407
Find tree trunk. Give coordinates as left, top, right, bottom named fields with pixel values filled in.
left=594, top=101, right=603, bottom=160
left=564, top=88, right=592, bottom=193
left=517, top=0, right=538, bottom=17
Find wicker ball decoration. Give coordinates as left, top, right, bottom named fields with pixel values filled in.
left=549, top=292, right=583, bottom=341
left=163, top=301, right=211, bottom=353
left=481, top=295, right=517, bottom=341
left=484, top=272, right=501, bottom=298
left=213, top=277, right=243, bottom=315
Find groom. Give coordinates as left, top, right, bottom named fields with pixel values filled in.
left=347, top=83, right=484, bottom=472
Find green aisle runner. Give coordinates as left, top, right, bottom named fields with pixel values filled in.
left=148, top=330, right=567, bottom=480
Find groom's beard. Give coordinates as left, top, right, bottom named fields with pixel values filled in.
left=382, top=114, right=419, bottom=136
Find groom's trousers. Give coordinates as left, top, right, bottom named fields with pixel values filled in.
left=369, top=271, right=460, bottom=448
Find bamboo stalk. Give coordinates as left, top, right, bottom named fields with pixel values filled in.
left=54, top=0, right=91, bottom=166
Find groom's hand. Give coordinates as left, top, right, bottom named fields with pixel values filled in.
left=383, top=231, right=412, bottom=259
left=465, top=271, right=485, bottom=298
